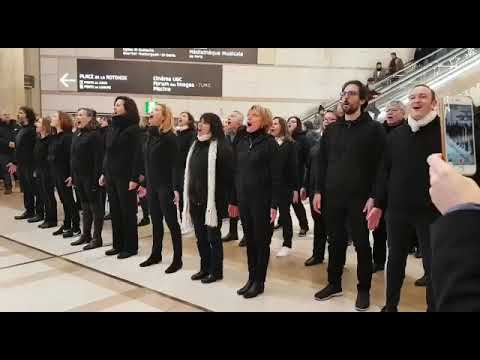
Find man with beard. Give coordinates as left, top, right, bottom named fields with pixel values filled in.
left=312, top=80, right=386, bottom=311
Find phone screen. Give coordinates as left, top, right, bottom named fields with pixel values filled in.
left=444, top=103, right=476, bottom=167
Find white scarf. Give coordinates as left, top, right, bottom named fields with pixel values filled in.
left=407, top=110, right=438, bottom=133
left=276, top=136, right=285, bottom=146
left=181, top=135, right=218, bottom=229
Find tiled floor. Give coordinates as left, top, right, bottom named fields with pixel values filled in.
left=0, top=188, right=427, bottom=312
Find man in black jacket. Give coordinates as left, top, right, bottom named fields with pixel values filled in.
left=0, top=112, right=15, bottom=194
left=312, top=80, right=386, bottom=311
left=369, top=84, right=442, bottom=312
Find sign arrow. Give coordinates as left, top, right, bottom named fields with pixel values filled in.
left=60, top=73, right=76, bottom=88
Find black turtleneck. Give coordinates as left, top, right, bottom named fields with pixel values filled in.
left=48, top=131, right=73, bottom=179
left=14, top=123, right=36, bottom=165
left=71, top=127, right=104, bottom=183
left=33, top=135, right=51, bottom=172
left=316, top=111, right=386, bottom=203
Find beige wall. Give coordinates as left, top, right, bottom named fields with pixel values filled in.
left=0, top=48, right=25, bottom=116
left=23, top=48, right=41, bottom=113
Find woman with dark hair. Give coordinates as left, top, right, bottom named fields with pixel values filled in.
left=287, top=116, right=310, bottom=237
left=34, top=117, right=57, bottom=229
left=137, top=116, right=150, bottom=227
left=270, top=116, right=298, bottom=257
left=9, top=106, right=44, bottom=221
left=230, top=105, right=281, bottom=298
left=139, top=103, right=182, bottom=273
left=69, top=108, right=105, bottom=250
left=182, top=113, right=233, bottom=283
left=100, top=96, right=142, bottom=259
left=49, top=111, right=81, bottom=238
left=176, top=111, right=196, bottom=222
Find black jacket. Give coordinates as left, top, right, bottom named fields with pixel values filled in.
left=292, top=130, right=310, bottom=190
left=375, top=117, right=442, bottom=213
left=232, top=130, right=281, bottom=209
left=33, top=136, right=51, bottom=173
left=431, top=209, right=480, bottom=312
left=48, top=131, right=73, bottom=179
left=137, top=127, right=148, bottom=181
left=70, top=128, right=104, bottom=185
left=14, top=124, right=36, bottom=166
left=0, top=121, right=15, bottom=159
left=187, top=138, right=233, bottom=218
left=103, top=115, right=142, bottom=182
left=226, top=126, right=248, bottom=151
left=304, top=141, right=321, bottom=195
left=175, top=127, right=196, bottom=192
left=383, top=119, right=405, bottom=135
left=275, top=139, right=299, bottom=195
left=316, top=112, right=386, bottom=203
left=144, top=128, right=179, bottom=191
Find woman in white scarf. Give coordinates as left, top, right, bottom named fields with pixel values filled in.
left=182, top=113, right=234, bottom=284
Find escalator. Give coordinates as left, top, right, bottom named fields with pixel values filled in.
left=303, top=48, right=480, bottom=125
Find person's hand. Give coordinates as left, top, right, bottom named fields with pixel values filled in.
left=363, top=197, right=375, bottom=215
left=137, top=186, right=147, bottom=198
left=128, top=181, right=138, bottom=191
left=292, top=190, right=299, bottom=204
left=7, top=163, right=16, bottom=175
left=270, top=208, right=278, bottom=224
left=313, top=193, right=322, bottom=213
left=174, top=191, right=180, bottom=207
left=8, top=141, right=15, bottom=149
left=65, top=177, right=73, bottom=187
left=300, top=187, right=307, bottom=201
left=228, top=204, right=239, bottom=218
left=139, top=175, right=145, bottom=183
left=99, top=174, right=106, bottom=187
left=428, top=154, right=480, bottom=214
left=366, top=208, right=383, bottom=231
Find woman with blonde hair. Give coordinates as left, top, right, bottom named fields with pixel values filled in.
left=139, top=103, right=183, bottom=273
left=229, top=104, right=281, bottom=298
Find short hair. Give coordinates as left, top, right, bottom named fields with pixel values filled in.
left=386, top=100, right=406, bottom=113
left=180, top=111, right=195, bottom=129
left=376, top=61, right=382, bottom=65
left=411, top=84, right=437, bottom=102
left=77, top=107, right=98, bottom=130
left=367, top=77, right=375, bottom=83
left=391, top=52, right=397, bottom=56
left=342, top=80, right=369, bottom=112
left=231, top=110, right=244, bottom=124
left=273, top=116, right=293, bottom=142
left=155, top=103, right=174, bottom=133
left=199, top=113, right=225, bottom=140
left=114, top=96, right=140, bottom=124
left=249, top=105, right=273, bottom=132
left=19, top=106, right=36, bottom=125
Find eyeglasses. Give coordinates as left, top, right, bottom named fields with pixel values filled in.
left=340, top=91, right=359, bottom=98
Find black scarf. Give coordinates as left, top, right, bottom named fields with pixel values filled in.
left=111, top=115, right=136, bottom=131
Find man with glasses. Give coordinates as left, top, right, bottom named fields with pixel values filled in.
left=312, top=80, right=386, bottom=311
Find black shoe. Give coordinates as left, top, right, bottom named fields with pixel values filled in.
left=72, top=229, right=81, bottom=237
left=298, top=229, right=308, bottom=237
left=191, top=270, right=209, bottom=281
left=140, top=256, right=162, bottom=267
left=52, top=226, right=65, bottom=236
left=355, top=291, right=370, bottom=311
left=63, top=229, right=74, bottom=238
left=415, top=275, right=427, bottom=287
left=239, top=237, right=247, bottom=247
left=222, top=232, right=238, bottom=242
left=27, top=215, right=44, bottom=223
left=83, top=240, right=102, bottom=251
left=117, top=251, right=138, bottom=259
left=165, top=261, right=183, bottom=274
left=14, top=212, right=34, bottom=220
left=237, top=280, right=254, bottom=295
left=381, top=306, right=398, bottom=312
left=243, top=282, right=264, bottom=299
left=414, top=248, right=423, bottom=259
left=138, top=217, right=150, bottom=227
left=373, top=263, right=385, bottom=273
left=105, top=248, right=120, bottom=256
left=201, top=274, right=223, bottom=284
left=39, top=221, right=57, bottom=229
left=104, top=213, right=111, bottom=220
left=314, top=284, right=343, bottom=301
left=71, top=237, right=90, bottom=246
left=304, top=256, right=324, bottom=267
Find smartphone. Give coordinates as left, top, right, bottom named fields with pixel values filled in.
left=441, top=95, right=477, bottom=176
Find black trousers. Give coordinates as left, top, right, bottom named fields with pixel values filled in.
left=373, top=216, right=387, bottom=267
left=139, top=196, right=150, bottom=219
left=18, top=163, right=41, bottom=216
left=324, top=197, right=372, bottom=291
left=309, top=195, right=327, bottom=260
left=239, top=196, right=273, bottom=284
left=37, top=168, right=57, bottom=222
left=292, top=199, right=309, bottom=231
left=147, top=185, right=182, bottom=261
left=275, top=191, right=293, bottom=248
left=191, top=202, right=223, bottom=276
left=0, top=154, right=12, bottom=189
left=107, top=177, right=138, bottom=253
left=53, top=170, right=80, bottom=230
left=75, top=175, right=105, bottom=242
left=385, top=210, right=438, bottom=311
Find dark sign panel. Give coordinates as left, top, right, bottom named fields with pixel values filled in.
left=77, top=59, right=222, bottom=97
left=114, top=48, right=258, bottom=64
